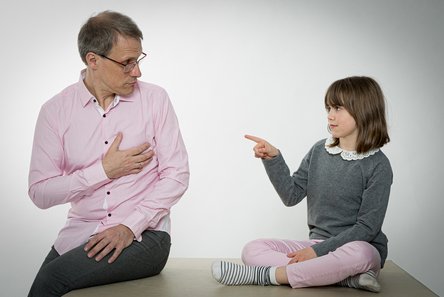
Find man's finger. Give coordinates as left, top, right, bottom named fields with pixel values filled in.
left=84, top=234, right=101, bottom=252
left=138, top=150, right=155, bottom=162
left=87, top=241, right=107, bottom=258
left=109, top=132, right=123, bottom=152
left=244, top=134, right=263, bottom=143
left=108, top=247, right=123, bottom=264
left=96, top=244, right=114, bottom=262
left=127, top=142, right=151, bottom=156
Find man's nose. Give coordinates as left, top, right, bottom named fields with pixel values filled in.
left=130, top=63, right=142, bottom=77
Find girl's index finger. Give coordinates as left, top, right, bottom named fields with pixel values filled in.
left=244, top=134, right=263, bottom=143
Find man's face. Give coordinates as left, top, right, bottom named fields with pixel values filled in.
left=97, top=35, right=143, bottom=97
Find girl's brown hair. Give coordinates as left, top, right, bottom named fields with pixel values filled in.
left=325, top=76, right=390, bottom=153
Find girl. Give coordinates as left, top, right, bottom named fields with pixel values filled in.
left=212, top=76, right=392, bottom=293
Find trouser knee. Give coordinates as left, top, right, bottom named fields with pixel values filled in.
left=241, top=239, right=267, bottom=265
left=28, top=267, right=68, bottom=297
left=340, top=241, right=381, bottom=272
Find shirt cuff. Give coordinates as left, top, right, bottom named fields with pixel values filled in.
left=121, top=210, right=148, bottom=241
left=82, top=160, right=111, bottom=188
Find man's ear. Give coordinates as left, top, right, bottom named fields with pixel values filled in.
left=85, top=52, right=98, bottom=69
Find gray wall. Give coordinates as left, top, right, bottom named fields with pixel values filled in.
left=1, top=1, right=443, bottom=296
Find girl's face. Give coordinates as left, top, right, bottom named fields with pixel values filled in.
left=326, top=105, right=358, bottom=150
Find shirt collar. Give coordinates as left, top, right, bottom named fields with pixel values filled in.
left=324, top=136, right=379, bottom=161
left=78, top=69, right=136, bottom=107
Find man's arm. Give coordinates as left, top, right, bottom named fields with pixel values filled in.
left=28, top=104, right=154, bottom=209
left=28, top=104, right=111, bottom=209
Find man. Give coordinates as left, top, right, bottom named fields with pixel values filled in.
left=28, top=11, right=189, bottom=296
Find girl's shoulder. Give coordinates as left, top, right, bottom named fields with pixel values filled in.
left=310, top=138, right=328, bottom=151
left=303, top=138, right=330, bottom=156
left=369, top=149, right=392, bottom=173
left=302, top=138, right=328, bottom=158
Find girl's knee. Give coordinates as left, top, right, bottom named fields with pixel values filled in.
left=241, top=239, right=269, bottom=265
left=342, top=241, right=381, bottom=271
left=351, top=241, right=379, bottom=259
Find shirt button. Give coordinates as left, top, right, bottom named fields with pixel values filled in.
left=108, top=213, right=112, bottom=217
left=107, top=191, right=110, bottom=195
left=105, top=141, right=108, bottom=144
left=103, top=114, right=106, bottom=118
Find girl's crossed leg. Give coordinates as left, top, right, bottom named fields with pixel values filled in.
left=212, top=238, right=381, bottom=292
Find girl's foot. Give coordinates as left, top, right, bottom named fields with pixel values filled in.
left=211, top=261, right=274, bottom=286
left=338, top=270, right=381, bottom=293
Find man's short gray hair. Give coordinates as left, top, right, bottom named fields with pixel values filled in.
left=78, top=11, right=143, bottom=64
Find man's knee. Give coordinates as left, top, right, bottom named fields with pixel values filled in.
left=28, top=267, right=68, bottom=297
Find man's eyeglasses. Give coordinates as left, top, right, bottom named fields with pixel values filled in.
left=98, top=52, right=147, bottom=73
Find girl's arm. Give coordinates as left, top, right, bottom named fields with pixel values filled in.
left=263, top=150, right=311, bottom=207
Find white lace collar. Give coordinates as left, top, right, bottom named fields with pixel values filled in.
left=324, top=137, right=379, bottom=161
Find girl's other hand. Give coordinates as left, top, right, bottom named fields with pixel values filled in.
left=244, top=134, right=279, bottom=160
left=287, top=247, right=317, bottom=264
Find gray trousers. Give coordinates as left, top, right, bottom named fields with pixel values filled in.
left=28, top=230, right=171, bottom=297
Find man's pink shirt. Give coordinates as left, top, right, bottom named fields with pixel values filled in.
left=29, top=72, right=189, bottom=255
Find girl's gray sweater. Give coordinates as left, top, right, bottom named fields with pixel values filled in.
left=262, top=139, right=393, bottom=267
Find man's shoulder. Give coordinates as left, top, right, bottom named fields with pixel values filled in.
left=134, top=81, right=172, bottom=109
left=42, top=82, right=80, bottom=109
left=136, top=81, right=168, bottom=95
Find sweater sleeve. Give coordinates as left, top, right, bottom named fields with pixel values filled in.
left=262, top=149, right=311, bottom=207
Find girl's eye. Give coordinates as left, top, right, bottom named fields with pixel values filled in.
left=326, top=106, right=342, bottom=112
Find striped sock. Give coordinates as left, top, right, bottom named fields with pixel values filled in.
left=211, top=261, right=272, bottom=286
left=337, top=270, right=381, bottom=293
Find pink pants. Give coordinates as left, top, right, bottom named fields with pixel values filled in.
left=241, top=238, right=381, bottom=288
